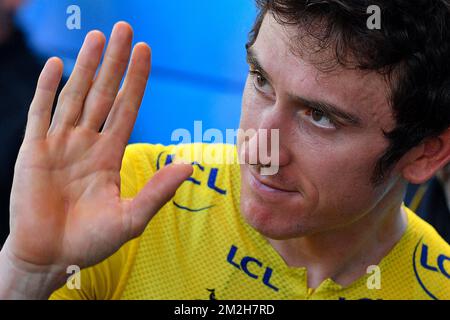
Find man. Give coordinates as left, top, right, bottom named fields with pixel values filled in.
left=0, top=0, right=449, bottom=300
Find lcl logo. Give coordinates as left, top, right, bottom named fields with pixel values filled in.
left=226, top=245, right=279, bottom=292
left=420, top=243, right=450, bottom=279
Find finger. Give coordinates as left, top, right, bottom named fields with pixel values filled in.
left=102, top=42, right=151, bottom=145
left=77, top=21, right=133, bottom=131
left=126, top=163, right=194, bottom=238
left=24, top=57, right=63, bottom=141
left=49, top=31, right=105, bottom=131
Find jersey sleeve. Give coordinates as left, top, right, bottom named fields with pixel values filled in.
left=404, top=207, right=450, bottom=300
left=49, top=144, right=152, bottom=300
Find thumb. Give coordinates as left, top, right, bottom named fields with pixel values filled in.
left=126, top=163, right=193, bottom=238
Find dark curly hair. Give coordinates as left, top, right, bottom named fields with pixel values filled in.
left=247, top=0, right=450, bottom=184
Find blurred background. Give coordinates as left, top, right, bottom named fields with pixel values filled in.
left=16, top=0, right=256, bottom=144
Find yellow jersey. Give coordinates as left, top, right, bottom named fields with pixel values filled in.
left=51, top=143, right=450, bottom=300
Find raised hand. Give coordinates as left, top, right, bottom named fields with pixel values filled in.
left=0, top=22, right=192, bottom=298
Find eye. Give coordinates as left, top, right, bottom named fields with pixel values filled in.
left=300, top=108, right=336, bottom=130
left=249, top=70, right=274, bottom=96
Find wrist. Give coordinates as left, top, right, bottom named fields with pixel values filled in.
left=0, top=240, right=67, bottom=300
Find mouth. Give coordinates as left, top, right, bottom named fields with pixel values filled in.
left=247, top=165, right=300, bottom=198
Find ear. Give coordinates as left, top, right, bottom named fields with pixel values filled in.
left=401, top=128, right=450, bottom=184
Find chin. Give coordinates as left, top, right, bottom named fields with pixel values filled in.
left=239, top=195, right=315, bottom=240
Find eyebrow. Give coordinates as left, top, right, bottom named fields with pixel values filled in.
left=289, top=95, right=363, bottom=127
left=246, top=47, right=273, bottom=83
left=246, top=47, right=363, bottom=127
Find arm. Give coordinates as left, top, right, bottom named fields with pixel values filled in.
left=0, top=22, right=193, bottom=299
left=0, top=242, right=66, bottom=300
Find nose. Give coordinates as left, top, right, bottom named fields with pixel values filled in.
left=239, top=108, right=291, bottom=172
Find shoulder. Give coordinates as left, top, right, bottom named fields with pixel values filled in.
left=123, top=143, right=238, bottom=164
left=122, top=142, right=240, bottom=189
left=403, top=207, right=450, bottom=300
left=50, top=238, right=139, bottom=300
left=122, top=142, right=242, bottom=229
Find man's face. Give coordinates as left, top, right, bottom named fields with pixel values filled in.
left=238, top=13, right=402, bottom=240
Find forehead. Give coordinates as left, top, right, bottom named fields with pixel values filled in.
left=251, top=13, right=395, bottom=130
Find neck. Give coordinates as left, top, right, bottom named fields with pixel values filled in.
left=267, top=181, right=408, bottom=289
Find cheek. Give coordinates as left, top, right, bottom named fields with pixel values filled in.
left=301, top=141, right=385, bottom=217
left=239, top=77, right=265, bottom=129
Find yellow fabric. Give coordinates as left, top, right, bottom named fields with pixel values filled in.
left=51, top=143, right=450, bottom=300
left=409, top=184, right=429, bottom=212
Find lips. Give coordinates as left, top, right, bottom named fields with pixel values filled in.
left=248, top=166, right=298, bottom=193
